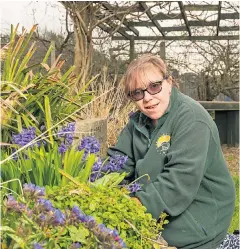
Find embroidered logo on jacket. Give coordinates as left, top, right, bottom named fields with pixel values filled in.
left=156, top=134, right=171, bottom=155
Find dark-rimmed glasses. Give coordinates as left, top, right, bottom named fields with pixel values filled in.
left=128, top=78, right=167, bottom=101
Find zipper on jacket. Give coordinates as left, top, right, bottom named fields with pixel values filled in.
left=147, top=139, right=151, bottom=148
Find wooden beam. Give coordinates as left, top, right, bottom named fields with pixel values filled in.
left=178, top=1, right=191, bottom=36
left=219, top=26, right=239, bottom=32
left=98, top=22, right=131, bottom=40
left=98, top=23, right=132, bottom=37
left=128, top=21, right=239, bottom=32
left=112, top=35, right=239, bottom=41
left=139, top=2, right=165, bottom=36
left=152, top=12, right=239, bottom=22
left=152, top=12, right=182, bottom=20
left=128, top=21, right=155, bottom=27
left=220, top=12, right=239, bottom=20
left=184, top=4, right=219, bottom=11
left=199, top=101, right=239, bottom=111
left=216, top=2, right=222, bottom=36
left=101, top=2, right=139, bottom=36
left=188, top=20, right=216, bottom=26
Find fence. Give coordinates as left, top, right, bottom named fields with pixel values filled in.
left=199, top=101, right=239, bottom=147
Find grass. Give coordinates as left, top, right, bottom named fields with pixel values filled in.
left=222, top=145, right=239, bottom=233
left=229, top=175, right=239, bottom=233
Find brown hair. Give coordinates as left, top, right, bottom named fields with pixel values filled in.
left=123, top=53, right=179, bottom=95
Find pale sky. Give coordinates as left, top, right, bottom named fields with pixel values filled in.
left=0, top=1, right=65, bottom=34
left=0, top=1, right=238, bottom=73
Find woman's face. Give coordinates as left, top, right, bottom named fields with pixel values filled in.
left=132, top=67, right=172, bottom=125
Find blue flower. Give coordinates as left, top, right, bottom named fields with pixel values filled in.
left=71, top=205, right=89, bottom=223
left=126, top=182, right=142, bottom=193
left=5, top=195, right=18, bottom=210
left=90, top=157, right=103, bottom=182
left=33, top=243, right=43, bottom=249
left=39, top=214, right=46, bottom=222
left=57, top=122, right=75, bottom=145
left=38, top=198, right=53, bottom=212
left=103, top=154, right=128, bottom=173
left=12, top=127, right=37, bottom=147
left=58, top=142, right=67, bottom=154
left=53, top=209, right=66, bottom=225
left=70, top=242, right=81, bottom=249
left=23, top=183, right=45, bottom=198
left=77, top=136, right=100, bottom=159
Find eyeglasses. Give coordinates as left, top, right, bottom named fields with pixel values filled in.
left=128, top=78, right=167, bottom=101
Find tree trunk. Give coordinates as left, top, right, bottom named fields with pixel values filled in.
left=62, top=2, right=94, bottom=90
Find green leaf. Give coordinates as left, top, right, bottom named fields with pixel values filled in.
left=78, top=154, right=96, bottom=183
left=44, top=95, right=54, bottom=145
left=0, top=226, right=15, bottom=233
left=92, top=172, right=127, bottom=187
left=5, top=232, right=25, bottom=248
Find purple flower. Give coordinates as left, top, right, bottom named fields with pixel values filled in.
left=72, top=205, right=81, bottom=217
left=38, top=198, right=54, bottom=212
left=58, top=142, right=67, bottom=154
left=70, top=242, right=81, bottom=249
left=33, top=243, right=43, bottom=249
left=23, top=183, right=45, bottom=198
left=112, top=228, right=119, bottom=237
left=71, top=206, right=88, bottom=223
left=34, top=186, right=45, bottom=196
left=5, top=195, right=18, bottom=210
left=90, top=157, right=103, bottom=182
left=53, top=209, right=66, bottom=225
left=12, top=127, right=37, bottom=147
left=77, top=136, right=100, bottom=159
left=57, top=122, right=75, bottom=146
left=103, top=154, right=128, bottom=173
left=39, top=214, right=46, bottom=222
left=126, top=182, right=142, bottom=193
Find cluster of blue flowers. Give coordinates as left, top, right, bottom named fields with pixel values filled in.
left=5, top=183, right=126, bottom=249
left=71, top=206, right=126, bottom=249
left=103, top=154, right=128, bottom=173
left=126, top=182, right=142, bottom=193
left=89, top=154, right=128, bottom=183
left=77, top=136, right=100, bottom=159
left=57, top=122, right=76, bottom=154
left=12, top=127, right=38, bottom=147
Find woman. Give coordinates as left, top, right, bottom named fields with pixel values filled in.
left=107, top=54, right=237, bottom=248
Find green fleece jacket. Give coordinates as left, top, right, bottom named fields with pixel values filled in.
left=107, top=87, right=236, bottom=249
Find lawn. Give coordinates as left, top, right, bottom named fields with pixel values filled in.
left=222, top=145, right=239, bottom=233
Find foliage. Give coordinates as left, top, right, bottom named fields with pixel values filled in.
left=0, top=125, right=130, bottom=196
left=1, top=183, right=127, bottom=249
left=228, top=175, right=239, bottom=233
left=46, top=183, right=168, bottom=249
left=0, top=24, right=94, bottom=144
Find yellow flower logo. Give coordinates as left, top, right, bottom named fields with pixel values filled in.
left=156, top=135, right=171, bottom=148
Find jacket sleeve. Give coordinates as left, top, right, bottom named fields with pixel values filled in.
left=107, top=121, right=136, bottom=182
left=135, top=114, right=214, bottom=219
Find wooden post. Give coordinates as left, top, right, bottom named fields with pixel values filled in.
left=74, top=118, right=108, bottom=156
left=160, top=41, right=166, bottom=60
left=129, top=36, right=135, bottom=61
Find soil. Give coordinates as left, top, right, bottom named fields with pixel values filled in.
left=222, top=145, right=239, bottom=176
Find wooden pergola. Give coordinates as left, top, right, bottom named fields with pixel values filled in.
left=96, top=1, right=239, bottom=60
left=97, top=1, right=239, bottom=41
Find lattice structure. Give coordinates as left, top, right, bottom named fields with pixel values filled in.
left=97, top=1, right=239, bottom=41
